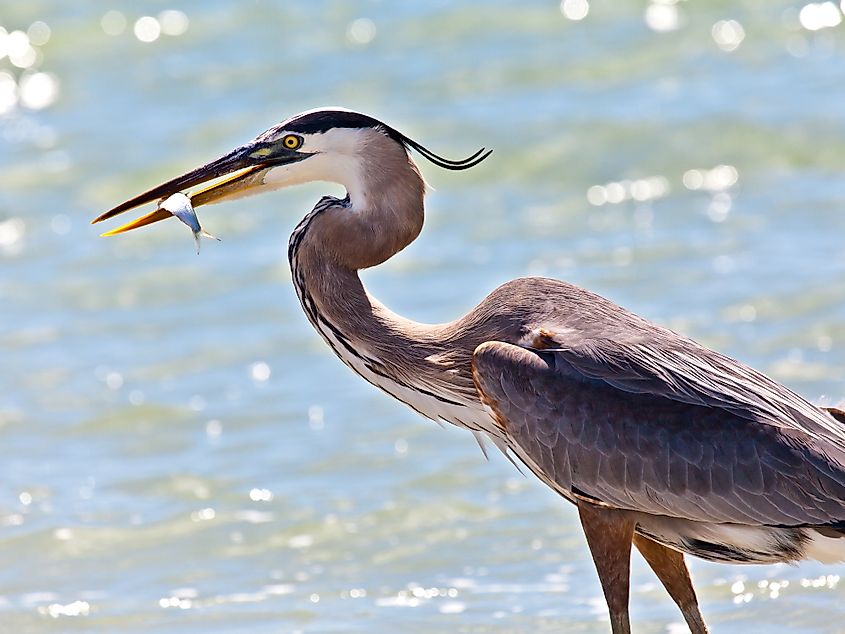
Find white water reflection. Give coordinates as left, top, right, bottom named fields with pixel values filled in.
left=133, top=16, right=161, bottom=43
left=101, top=10, right=127, bottom=36
left=712, top=20, right=746, bottom=52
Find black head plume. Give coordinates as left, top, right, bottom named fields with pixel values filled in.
left=278, top=108, right=492, bottom=172
left=398, top=135, right=492, bottom=171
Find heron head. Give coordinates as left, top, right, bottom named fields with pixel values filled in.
left=92, top=107, right=490, bottom=235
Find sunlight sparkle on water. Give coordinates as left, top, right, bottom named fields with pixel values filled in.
left=40, top=600, right=90, bottom=618
left=7, top=30, right=37, bottom=69
left=27, top=21, right=51, bottom=46
left=0, top=22, right=59, bottom=112
left=799, top=2, right=842, bottom=30
left=308, top=405, right=324, bottom=429
left=249, top=487, right=274, bottom=502
left=587, top=176, right=669, bottom=206
left=712, top=20, right=745, bottom=52
left=250, top=361, right=271, bottom=382
left=288, top=534, right=314, bottom=549
left=683, top=165, right=738, bottom=192
left=159, top=596, right=192, bottom=609
left=134, top=16, right=161, bottom=43
left=0, top=218, right=25, bottom=250
left=645, top=1, right=680, bottom=32
left=800, top=574, right=840, bottom=589
left=191, top=508, right=215, bottom=521
left=347, top=19, right=376, bottom=46
left=206, top=419, right=223, bottom=438
left=54, top=528, right=73, bottom=541
left=19, top=72, right=59, bottom=109
left=377, top=586, right=460, bottom=608
left=101, top=10, right=127, bottom=36
left=708, top=192, right=732, bottom=223
left=159, top=10, right=190, bottom=36
left=560, top=0, right=589, bottom=21
left=105, top=371, right=123, bottom=390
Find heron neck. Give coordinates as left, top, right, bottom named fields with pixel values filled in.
left=288, top=201, right=480, bottom=404
left=290, top=204, right=432, bottom=354
left=332, top=152, right=427, bottom=270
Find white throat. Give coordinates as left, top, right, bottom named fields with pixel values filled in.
left=262, top=127, right=370, bottom=210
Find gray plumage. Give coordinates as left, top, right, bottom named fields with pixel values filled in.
left=95, top=108, right=845, bottom=634
left=470, top=280, right=845, bottom=529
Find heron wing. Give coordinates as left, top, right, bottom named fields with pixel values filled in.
left=471, top=338, right=845, bottom=526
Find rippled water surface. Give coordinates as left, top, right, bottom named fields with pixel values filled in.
left=2, top=2, right=845, bottom=632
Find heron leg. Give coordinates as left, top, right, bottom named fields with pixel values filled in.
left=577, top=502, right=636, bottom=634
left=633, top=534, right=709, bottom=634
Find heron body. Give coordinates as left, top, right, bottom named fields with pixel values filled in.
left=95, top=108, right=845, bottom=633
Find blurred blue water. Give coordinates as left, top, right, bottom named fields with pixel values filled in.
left=1, top=1, right=844, bottom=632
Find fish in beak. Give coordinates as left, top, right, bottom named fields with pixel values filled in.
left=92, top=140, right=308, bottom=237
left=159, top=193, right=220, bottom=254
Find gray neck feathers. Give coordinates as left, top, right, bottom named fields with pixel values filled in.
left=290, top=139, right=427, bottom=348
left=287, top=139, right=483, bottom=403
left=326, top=134, right=426, bottom=270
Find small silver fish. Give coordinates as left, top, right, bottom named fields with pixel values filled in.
left=159, top=192, right=220, bottom=254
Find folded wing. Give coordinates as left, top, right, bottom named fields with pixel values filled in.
left=472, top=336, right=845, bottom=527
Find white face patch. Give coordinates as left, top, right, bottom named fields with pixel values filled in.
left=261, top=127, right=370, bottom=209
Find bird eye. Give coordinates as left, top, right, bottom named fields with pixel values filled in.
left=282, top=134, right=302, bottom=150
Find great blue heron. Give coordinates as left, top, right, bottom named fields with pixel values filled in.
left=93, top=108, right=845, bottom=634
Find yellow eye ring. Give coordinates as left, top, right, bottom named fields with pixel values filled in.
left=282, top=134, right=302, bottom=150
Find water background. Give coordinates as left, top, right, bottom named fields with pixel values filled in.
left=2, top=1, right=845, bottom=632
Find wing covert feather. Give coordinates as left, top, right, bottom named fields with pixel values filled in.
left=472, top=340, right=845, bottom=527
